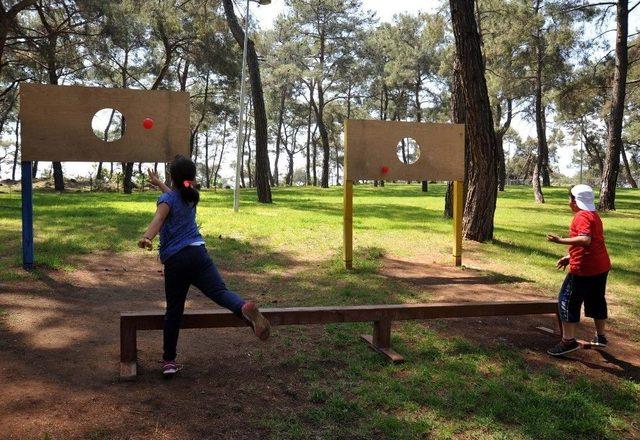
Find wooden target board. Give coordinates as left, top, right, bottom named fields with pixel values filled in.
left=344, top=119, right=464, bottom=181
left=343, top=119, right=465, bottom=269
left=20, top=84, right=190, bottom=162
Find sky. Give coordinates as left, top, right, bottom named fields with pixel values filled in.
left=3, top=0, right=638, bottom=182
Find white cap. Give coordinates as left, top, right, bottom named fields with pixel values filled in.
left=571, top=184, right=596, bottom=211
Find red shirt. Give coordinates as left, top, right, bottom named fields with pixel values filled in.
left=569, top=210, right=611, bottom=276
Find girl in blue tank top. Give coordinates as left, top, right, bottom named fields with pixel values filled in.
left=138, top=155, right=270, bottom=377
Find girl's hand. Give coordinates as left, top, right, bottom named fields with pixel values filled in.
left=138, top=236, right=153, bottom=250
left=546, top=234, right=561, bottom=243
left=147, top=169, right=162, bottom=188
left=556, top=256, right=570, bottom=270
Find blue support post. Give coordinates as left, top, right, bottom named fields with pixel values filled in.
left=21, top=161, right=34, bottom=270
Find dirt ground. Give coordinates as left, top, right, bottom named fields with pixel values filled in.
left=1, top=252, right=638, bottom=439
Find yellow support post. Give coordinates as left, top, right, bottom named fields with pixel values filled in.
left=344, top=120, right=353, bottom=270
left=453, top=180, right=463, bottom=266
left=344, top=180, right=354, bottom=269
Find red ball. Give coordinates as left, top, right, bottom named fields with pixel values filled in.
left=381, top=166, right=390, bottom=174
left=142, top=117, right=154, bottom=129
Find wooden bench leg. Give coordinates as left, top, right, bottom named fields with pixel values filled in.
left=120, top=318, right=138, bottom=379
left=361, top=319, right=404, bottom=363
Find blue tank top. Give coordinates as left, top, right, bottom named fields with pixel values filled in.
left=157, top=191, right=204, bottom=263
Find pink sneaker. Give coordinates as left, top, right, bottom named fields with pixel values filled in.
left=162, top=360, right=179, bottom=377
left=241, top=301, right=271, bottom=341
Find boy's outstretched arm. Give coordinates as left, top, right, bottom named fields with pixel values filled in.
left=138, top=203, right=170, bottom=250
left=147, top=169, right=171, bottom=193
left=546, top=234, right=591, bottom=246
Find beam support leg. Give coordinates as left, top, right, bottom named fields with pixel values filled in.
left=361, top=319, right=404, bottom=363
left=120, top=318, right=138, bottom=379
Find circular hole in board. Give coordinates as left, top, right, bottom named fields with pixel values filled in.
left=92, top=108, right=125, bottom=142
left=396, top=137, right=421, bottom=164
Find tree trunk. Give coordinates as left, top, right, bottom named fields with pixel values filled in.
left=96, top=162, right=103, bottom=180
left=416, top=74, right=429, bottom=192
left=222, top=0, right=272, bottom=203
left=240, top=116, right=246, bottom=188
left=305, top=103, right=312, bottom=185
left=497, top=134, right=506, bottom=191
left=205, top=130, right=211, bottom=188
left=312, top=126, right=318, bottom=186
left=495, top=98, right=512, bottom=191
left=533, top=0, right=549, bottom=195
left=123, top=162, right=134, bottom=193
left=273, top=87, right=286, bottom=186
left=620, top=143, right=637, bottom=188
left=0, top=1, right=36, bottom=76
left=449, top=0, right=498, bottom=241
left=96, top=108, right=116, bottom=181
left=583, top=132, right=604, bottom=175
left=310, top=89, right=331, bottom=188
left=532, top=9, right=545, bottom=203
left=444, top=57, right=468, bottom=218
left=52, top=162, right=64, bottom=191
left=190, top=70, right=209, bottom=160
left=193, top=133, right=199, bottom=167
left=32, top=161, right=38, bottom=178
left=214, top=115, right=228, bottom=189
left=246, top=110, right=253, bottom=188
left=48, top=76, right=64, bottom=190
left=312, top=28, right=331, bottom=188
left=532, top=161, right=544, bottom=203
left=599, top=0, right=629, bottom=210
left=10, top=117, right=19, bottom=180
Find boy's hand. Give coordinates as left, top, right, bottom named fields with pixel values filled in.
left=138, top=236, right=153, bottom=250
left=556, top=256, right=570, bottom=270
left=546, top=234, right=561, bottom=243
left=147, top=169, right=162, bottom=188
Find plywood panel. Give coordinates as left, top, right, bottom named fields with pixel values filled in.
left=20, top=84, right=189, bottom=162
left=344, top=119, right=464, bottom=181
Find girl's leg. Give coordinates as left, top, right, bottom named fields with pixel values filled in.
left=164, top=263, right=191, bottom=361
left=192, top=246, right=270, bottom=340
left=191, top=247, right=245, bottom=315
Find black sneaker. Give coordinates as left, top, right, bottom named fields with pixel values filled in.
left=547, top=339, right=580, bottom=356
left=591, top=334, right=608, bottom=347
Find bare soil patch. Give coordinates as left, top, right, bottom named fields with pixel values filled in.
left=1, top=252, right=637, bottom=439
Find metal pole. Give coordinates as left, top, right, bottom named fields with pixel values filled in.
left=233, top=0, right=251, bottom=212
left=579, top=122, right=584, bottom=184
left=21, top=161, right=34, bottom=270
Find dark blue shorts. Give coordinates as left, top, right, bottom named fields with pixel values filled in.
left=558, top=271, right=608, bottom=323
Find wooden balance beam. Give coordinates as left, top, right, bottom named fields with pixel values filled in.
left=120, top=300, right=558, bottom=378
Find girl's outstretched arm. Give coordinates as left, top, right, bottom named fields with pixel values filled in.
left=138, top=203, right=170, bottom=250
left=147, top=169, right=171, bottom=193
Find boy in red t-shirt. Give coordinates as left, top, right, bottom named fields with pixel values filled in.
left=545, top=184, right=611, bottom=356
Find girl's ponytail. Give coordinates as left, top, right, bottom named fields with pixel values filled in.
left=169, top=155, right=200, bottom=206
left=178, top=180, right=200, bottom=206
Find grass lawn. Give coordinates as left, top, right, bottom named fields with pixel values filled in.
left=0, top=183, right=639, bottom=439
